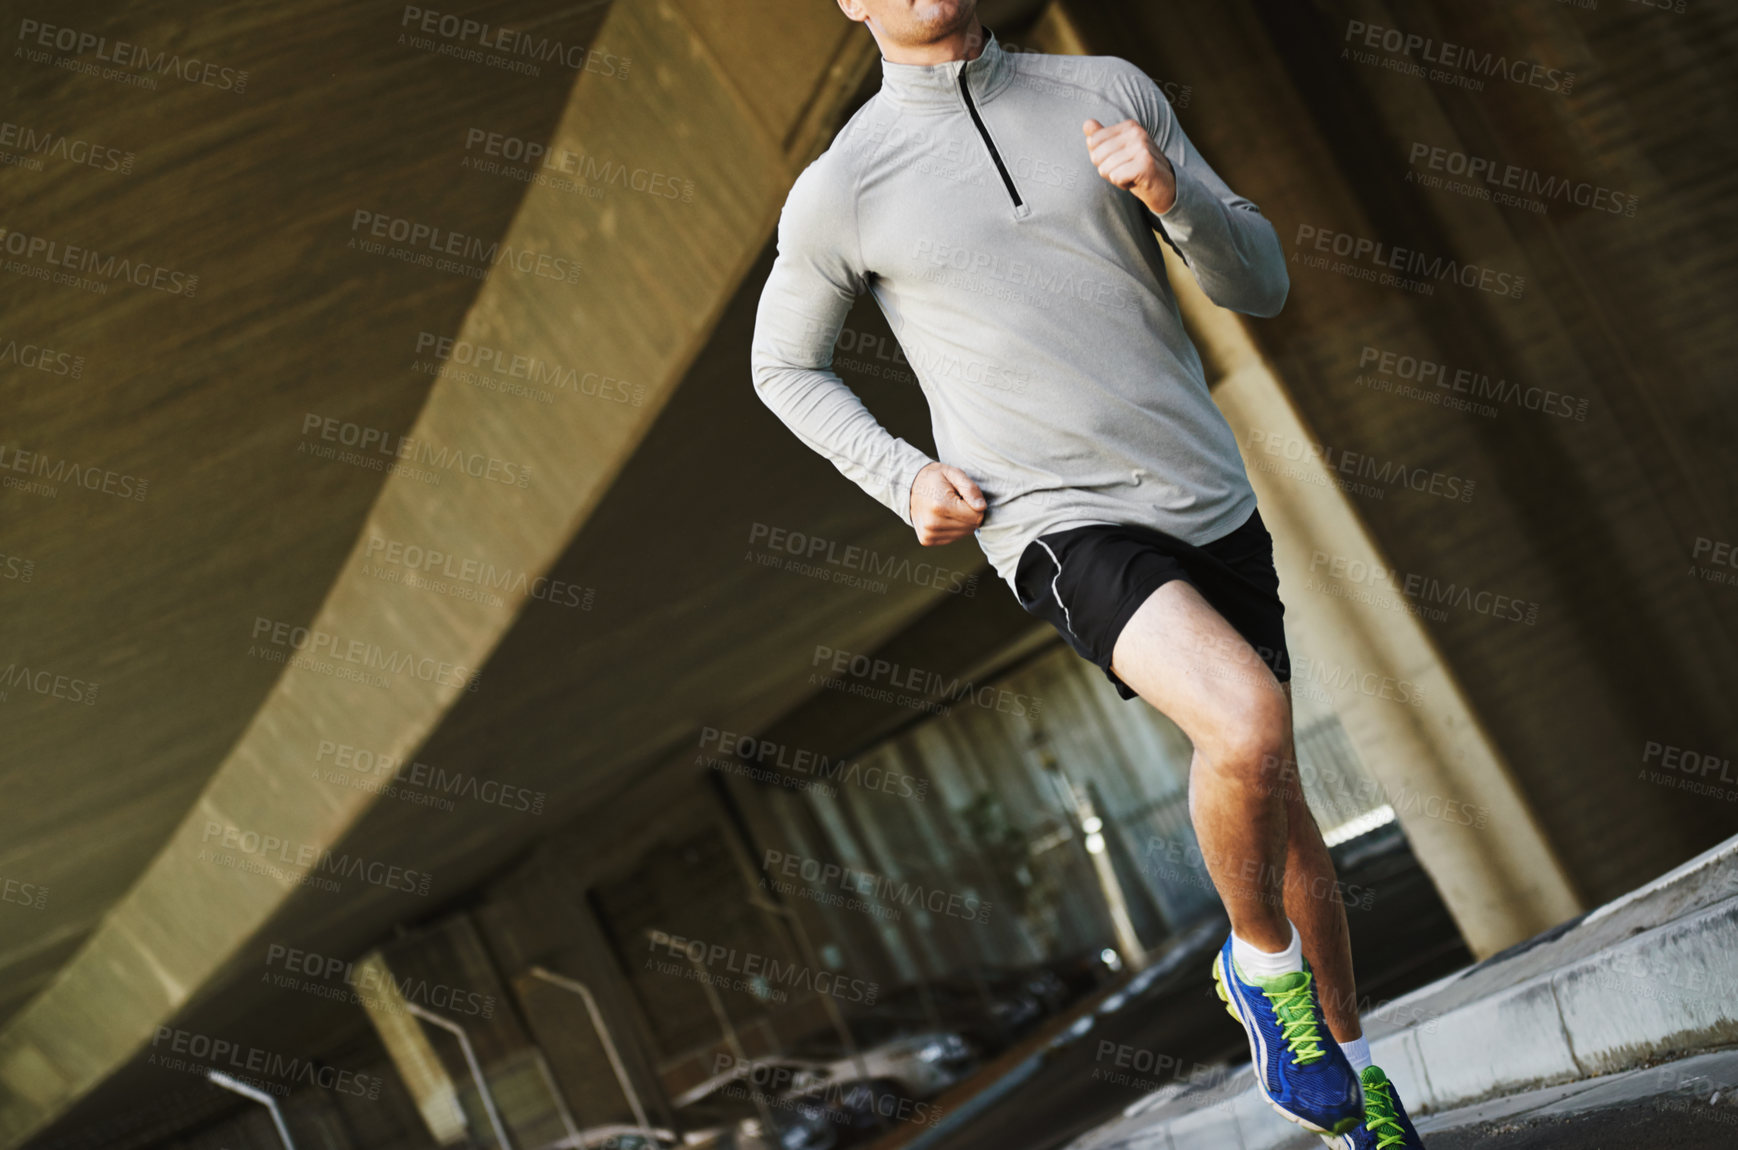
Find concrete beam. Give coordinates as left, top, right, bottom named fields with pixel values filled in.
left=1205, top=305, right=1584, bottom=956
left=0, top=2, right=878, bottom=1141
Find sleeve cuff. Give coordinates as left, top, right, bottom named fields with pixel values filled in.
left=1152, top=161, right=1213, bottom=241
left=891, top=446, right=937, bottom=528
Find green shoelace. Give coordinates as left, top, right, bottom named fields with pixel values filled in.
left=1260, top=971, right=1326, bottom=1064
left=1362, top=1076, right=1407, bottom=1149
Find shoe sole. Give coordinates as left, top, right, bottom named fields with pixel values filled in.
left=1212, top=954, right=1360, bottom=1139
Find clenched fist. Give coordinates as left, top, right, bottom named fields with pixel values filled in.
left=1084, top=118, right=1177, bottom=215
left=909, top=462, right=986, bottom=546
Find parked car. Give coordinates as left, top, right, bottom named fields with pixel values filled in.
left=783, top=1031, right=975, bottom=1099
left=539, top=1126, right=681, bottom=1150
left=674, top=1068, right=838, bottom=1150
left=784, top=1075, right=940, bottom=1145
left=796, top=962, right=1087, bottom=1057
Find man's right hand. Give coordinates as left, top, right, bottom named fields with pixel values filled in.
left=909, top=462, right=987, bottom=546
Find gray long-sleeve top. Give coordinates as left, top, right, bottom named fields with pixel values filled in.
left=750, top=31, right=1288, bottom=590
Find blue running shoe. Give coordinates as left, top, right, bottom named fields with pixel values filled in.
left=1211, top=935, right=1363, bottom=1136
left=1323, top=1066, right=1426, bottom=1148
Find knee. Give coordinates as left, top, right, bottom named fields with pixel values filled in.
left=1198, top=701, right=1291, bottom=789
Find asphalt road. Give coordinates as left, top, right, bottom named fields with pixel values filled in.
left=1425, top=1101, right=1738, bottom=1150
left=1409, top=1048, right=1738, bottom=1150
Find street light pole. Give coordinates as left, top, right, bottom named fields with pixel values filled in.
left=405, top=1002, right=515, bottom=1150
left=745, top=894, right=875, bottom=1092
left=649, top=929, right=778, bottom=1137
left=206, top=1070, right=297, bottom=1150
left=526, top=966, right=653, bottom=1134
left=1035, top=731, right=1149, bottom=969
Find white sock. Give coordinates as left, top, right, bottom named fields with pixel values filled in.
left=1339, top=1036, right=1373, bottom=1075
left=1231, top=922, right=1303, bottom=980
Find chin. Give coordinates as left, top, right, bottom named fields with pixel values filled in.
left=901, top=0, right=977, bottom=41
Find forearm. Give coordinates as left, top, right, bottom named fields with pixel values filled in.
left=751, top=361, right=935, bottom=526
left=1148, top=164, right=1289, bottom=317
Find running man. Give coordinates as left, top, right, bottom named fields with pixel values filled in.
left=751, top=4, right=1423, bottom=1147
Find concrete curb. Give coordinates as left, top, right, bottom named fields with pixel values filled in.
left=1068, top=835, right=1738, bottom=1150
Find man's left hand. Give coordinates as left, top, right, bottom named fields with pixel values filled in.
left=1084, top=118, right=1176, bottom=215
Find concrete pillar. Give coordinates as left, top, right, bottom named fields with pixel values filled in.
left=1204, top=301, right=1585, bottom=957
left=1031, top=2, right=1584, bottom=957
left=355, top=952, right=470, bottom=1145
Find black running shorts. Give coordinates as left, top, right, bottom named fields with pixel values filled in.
left=1011, top=508, right=1291, bottom=700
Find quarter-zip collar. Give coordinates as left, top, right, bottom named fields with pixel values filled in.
left=878, top=28, right=1017, bottom=113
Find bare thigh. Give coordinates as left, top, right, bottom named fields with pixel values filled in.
left=1109, top=580, right=1290, bottom=761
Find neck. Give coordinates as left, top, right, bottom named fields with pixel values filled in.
left=874, top=16, right=986, bottom=66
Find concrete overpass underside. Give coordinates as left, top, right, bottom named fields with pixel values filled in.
left=1, top=0, right=1734, bottom=1145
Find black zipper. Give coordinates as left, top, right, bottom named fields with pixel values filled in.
left=958, top=67, right=1023, bottom=210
